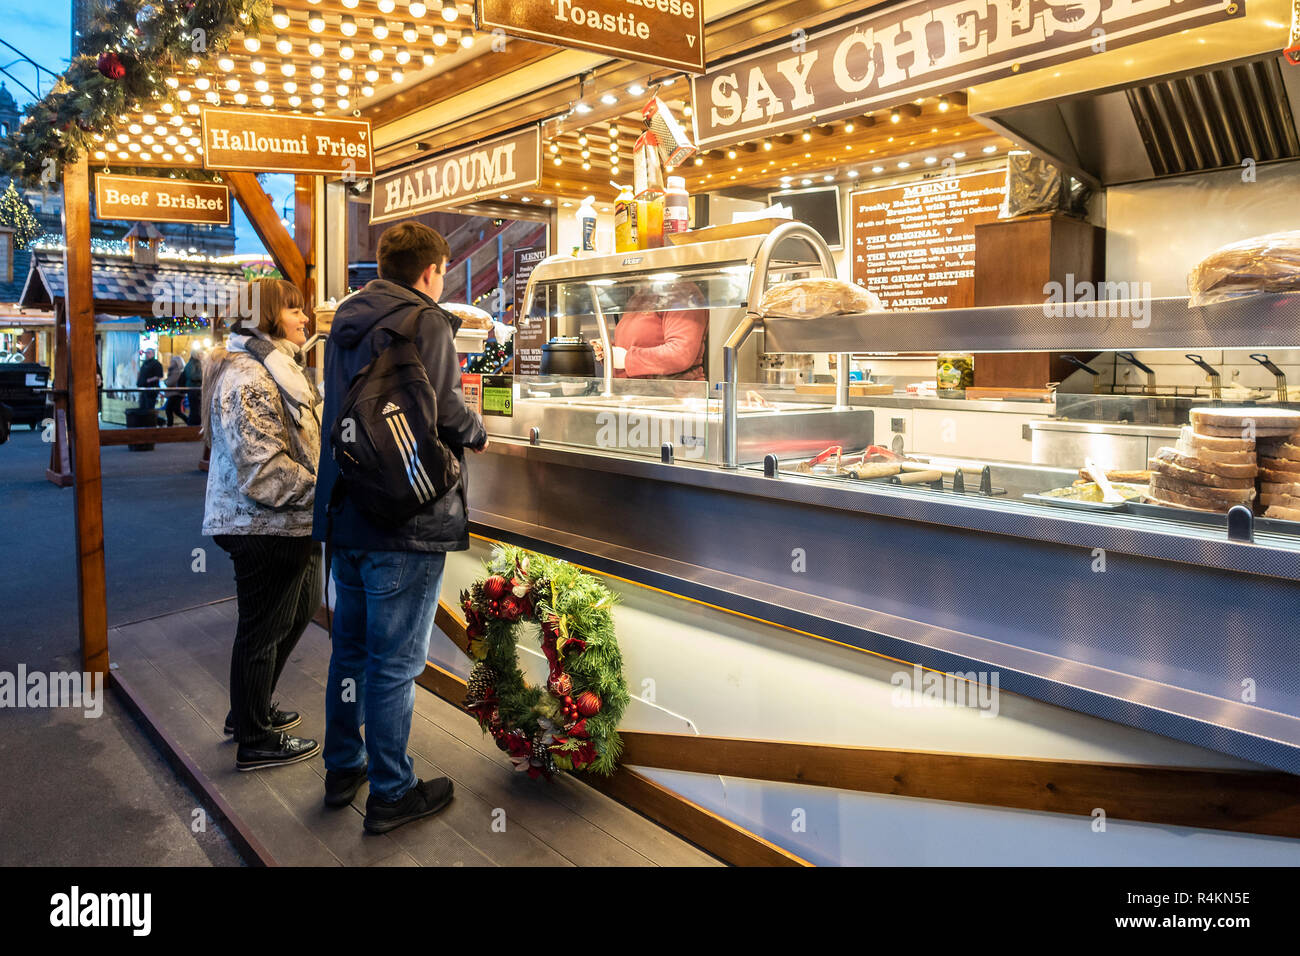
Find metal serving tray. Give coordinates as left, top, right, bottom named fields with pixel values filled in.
left=1128, top=499, right=1300, bottom=535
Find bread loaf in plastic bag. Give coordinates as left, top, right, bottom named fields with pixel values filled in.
left=1188, top=230, right=1300, bottom=306
left=755, top=278, right=884, bottom=318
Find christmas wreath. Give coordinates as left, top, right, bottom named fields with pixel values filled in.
left=461, top=545, right=628, bottom=778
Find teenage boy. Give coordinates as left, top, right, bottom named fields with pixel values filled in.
left=314, top=222, right=488, bottom=834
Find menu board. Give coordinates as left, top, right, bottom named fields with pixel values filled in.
left=850, top=169, right=1006, bottom=311
left=513, top=246, right=549, bottom=376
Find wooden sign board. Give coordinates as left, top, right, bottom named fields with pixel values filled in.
left=200, top=108, right=373, bottom=176
left=477, top=0, right=704, bottom=74
left=850, top=169, right=1006, bottom=311
left=691, top=0, right=1240, bottom=148
left=370, top=126, right=542, bottom=223
left=93, top=174, right=231, bottom=225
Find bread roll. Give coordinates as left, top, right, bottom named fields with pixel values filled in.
left=1150, top=447, right=1257, bottom=481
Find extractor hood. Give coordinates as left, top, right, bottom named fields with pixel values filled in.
left=975, top=55, right=1300, bottom=186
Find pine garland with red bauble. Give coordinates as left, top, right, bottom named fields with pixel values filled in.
left=461, top=545, right=628, bottom=778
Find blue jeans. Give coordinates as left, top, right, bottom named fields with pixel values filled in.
left=324, top=548, right=446, bottom=803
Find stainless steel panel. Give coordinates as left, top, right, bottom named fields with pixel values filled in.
left=762, top=294, right=1300, bottom=355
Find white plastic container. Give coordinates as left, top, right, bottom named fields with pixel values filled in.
left=577, top=196, right=598, bottom=253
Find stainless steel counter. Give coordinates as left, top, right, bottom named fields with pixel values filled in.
left=467, top=436, right=1300, bottom=776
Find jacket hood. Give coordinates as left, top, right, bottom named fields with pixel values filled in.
left=329, top=279, right=460, bottom=348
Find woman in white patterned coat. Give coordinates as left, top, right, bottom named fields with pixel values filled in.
left=201, top=278, right=323, bottom=772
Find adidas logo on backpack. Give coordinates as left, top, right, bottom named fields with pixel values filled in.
left=381, top=402, right=401, bottom=415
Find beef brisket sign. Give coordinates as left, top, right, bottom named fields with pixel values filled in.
left=691, top=0, right=1242, bottom=148
left=369, top=126, right=542, bottom=223
left=94, top=174, right=231, bottom=225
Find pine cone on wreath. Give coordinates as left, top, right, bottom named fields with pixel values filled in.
left=466, top=663, right=499, bottom=703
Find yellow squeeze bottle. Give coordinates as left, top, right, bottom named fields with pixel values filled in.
left=614, top=184, right=638, bottom=253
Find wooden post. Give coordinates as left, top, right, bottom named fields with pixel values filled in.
left=63, top=156, right=109, bottom=677
left=294, top=174, right=316, bottom=317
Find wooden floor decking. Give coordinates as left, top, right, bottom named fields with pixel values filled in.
left=108, top=600, right=721, bottom=867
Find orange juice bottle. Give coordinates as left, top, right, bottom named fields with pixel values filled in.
left=638, top=189, right=665, bottom=249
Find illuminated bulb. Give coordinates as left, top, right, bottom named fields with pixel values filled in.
left=763, top=140, right=772, bottom=150
left=275, top=37, right=292, bottom=54
left=234, top=92, right=248, bottom=104
left=553, top=157, right=561, bottom=166
left=142, top=113, right=156, bottom=124
left=600, top=93, right=617, bottom=105
left=128, top=142, right=140, bottom=152
left=339, top=42, right=354, bottom=59
left=341, top=0, right=358, bottom=6
left=844, top=122, right=854, bottom=133
left=459, top=30, right=473, bottom=47
left=693, top=156, right=703, bottom=165
left=177, top=89, right=191, bottom=101
left=682, top=105, right=692, bottom=117
left=364, top=65, right=379, bottom=82
left=848, top=170, right=858, bottom=177
left=308, top=9, right=325, bottom=31
left=283, top=80, right=297, bottom=93
left=254, top=79, right=269, bottom=92
left=195, top=77, right=210, bottom=90
left=549, top=143, right=559, bottom=154
left=578, top=134, right=587, bottom=145
left=218, top=55, right=235, bottom=71
left=372, top=17, right=388, bottom=38
left=422, top=48, right=435, bottom=66
left=897, top=160, right=910, bottom=168
left=339, top=66, right=353, bottom=80
left=403, top=22, right=418, bottom=42
left=251, top=58, right=266, bottom=74
left=312, top=96, right=325, bottom=108
left=335, top=83, right=348, bottom=96
left=311, top=61, right=326, bottom=78
left=141, top=134, right=154, bottom=143
left=396, top=48, right=411, bottom=64
left=938, top=95, right=950, bottom=112
left=165, top=76, right=179, bottom=89
left=627, top=83, right=643, bottom=95
left=582, top=161, right=591, bottom=170
left=890, top=108, right=900, bottom=123
left=272, top=5, right=290, bottom=29
left=261, top=94, right=274, bottom=106
left=872, top=165, right=884, bottom=172
left=801, top=131, right=811, bottom=142
left=391, top=67, right=404, bottom=83
left=924, top=156, right=937, bottom=164
left=224, top=77, right=239, bottom=92
left=983, top=145, right=997, bottom=153
left=206, top=91, right=220, bottom=103
left=441, top=0, right=457, bottom=21
left=410, top=1, right=427, bottom=16
left=310, top=81, right=324, bottom=95
left=288, top=94, right=301, bottom=106
left=726, top=149, right=736, bottom=159
left=308, top=38, right=325, bottom=56
left=361, top=85, right=374, bottom=96
left=281, top=58, right=295, bottom=76
left=369, top=44, right=384, bottom=61
left=377, top=0, right=395, bottom=10
left=334, top=14, right=354, bottom=37
left=581, top=148, right=590, bottom=159
left=432, top=25, right=447, bottom=45
left=338, top=98, right=350, bottom=110
left=243, top=36, right=261, bottom=52
left=117, top=132, right=129, bottom=143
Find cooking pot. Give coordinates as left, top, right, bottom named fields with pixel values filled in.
left=540, top=337, right=595, bottom=377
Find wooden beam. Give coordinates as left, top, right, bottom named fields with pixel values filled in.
left=62, top=157, right=109, bottom=677
left=99, top=426, right=202, bottom=447
left=45, top=303, right=72, bottom=487
left=226, top=172, right=307, bottom=291
left=617, top=731, right=1300, bottom=841
left=293, top=174, right=316, bottom=318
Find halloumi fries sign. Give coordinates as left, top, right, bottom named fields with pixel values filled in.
left=477, top=0, right=705, bottom=73
left=200, top=108, right=374, bottom=176
left=94, top=174, right=231, bottom=225
left=691, top=0, right=1242, bottom=148
left=370, top=126, right=542, bottom=223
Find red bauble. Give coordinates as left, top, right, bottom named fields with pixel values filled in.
left=575, top=691, right=602, bottom=717
left=97, top=52, right=126, bottom=80
left=498, top=596, right=523, bottom=621
left=549, top=673, right=573, bottom=696
left=483, top=575, right=510, bottom=599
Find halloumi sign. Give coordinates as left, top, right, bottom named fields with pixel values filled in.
left=370, top=126, right=542, bottom=223
left=691, top=0, right=1242, bottom=148
left=477, top=0, right=705, bottom=73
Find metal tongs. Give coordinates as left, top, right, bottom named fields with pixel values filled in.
left=1060, top=355, right=1102, bottom=393
left=1116, top=352, right=1156, bottom=393
left=1250, top=353, right=1289, bottom=402
left=1185, top=354, right=1222, bottom=401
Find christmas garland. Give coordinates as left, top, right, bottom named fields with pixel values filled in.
left=0, top=0, right=268, bottom=183
left=461, top=545, right=629, bottom=777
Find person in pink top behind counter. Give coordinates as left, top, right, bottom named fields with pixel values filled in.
left=592, top=281, right=709, bottom=381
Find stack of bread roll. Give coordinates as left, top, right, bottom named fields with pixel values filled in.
left=1147, top=408, right=1300, bottom=514
left=1258, top=430, right=1300, bottom=522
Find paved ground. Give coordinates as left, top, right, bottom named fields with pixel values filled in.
left=0, top=427, right=243, bottom=865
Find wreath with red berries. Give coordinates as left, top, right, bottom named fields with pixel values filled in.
left=461, top=545, right=629, bottom=778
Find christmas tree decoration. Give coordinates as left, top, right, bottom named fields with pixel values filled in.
left=466, top=337, right=513, bottom=374
left=459, top=545, right=629, bottom=777
left=97, top=52, right=128, bottom=80
left=0, top=183, right=41, bottom=250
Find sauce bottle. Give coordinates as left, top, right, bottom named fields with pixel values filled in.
left=577, top=196, right=597, bottom=253
left=638, top=189, right=664, bottom=249
left=664, top=175, right=689, bottom=237
left=614, top=184, right=638, bottom=253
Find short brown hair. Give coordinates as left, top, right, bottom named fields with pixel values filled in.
left=253, top=278, right=305, bottom=337
left=377, top=222, right=449, bottom=286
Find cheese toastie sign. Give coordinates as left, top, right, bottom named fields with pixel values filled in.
left=476, top=0, right=704, bottom=73
left=200, top=108, right=373, bottom=176
left=691, top=0, right=1242, bottom=148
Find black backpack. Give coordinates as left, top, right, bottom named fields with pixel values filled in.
left=329, top=311, right=460, bottom=527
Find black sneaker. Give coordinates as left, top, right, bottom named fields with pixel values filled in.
left=224, top=703, right=301, bottom=737
left=363, top=777, right=454, bottom=834
left=324, top=762, right=369, bottom=809
left=236, top=732, right=320, bottom=772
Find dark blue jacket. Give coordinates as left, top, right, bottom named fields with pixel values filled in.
left=312, top=279, right=487, bottom=552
